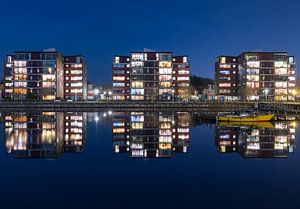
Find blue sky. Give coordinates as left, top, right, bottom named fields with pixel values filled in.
left=1, top=0, right=300, bottom=83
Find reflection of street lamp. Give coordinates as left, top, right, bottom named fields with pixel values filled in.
left=264, top=89, right=269, bottom=101
left=172, top=89, right=175, bottom=103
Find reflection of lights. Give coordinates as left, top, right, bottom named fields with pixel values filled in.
left=103, top=113, right=107, bottom=117
left=95, top=116, right=99, bottom=122
left=108, top=111, right=112, bottom=115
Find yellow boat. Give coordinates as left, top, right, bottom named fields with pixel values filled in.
left=217, top=113, right=275, bottom=122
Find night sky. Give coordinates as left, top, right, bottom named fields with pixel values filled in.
left=1, top=0, right=300, bottom=84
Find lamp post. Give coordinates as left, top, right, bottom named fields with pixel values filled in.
left=94, top=89, right=99, bottom=101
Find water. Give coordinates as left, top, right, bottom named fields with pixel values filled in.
left=0, top=111, right=300, bottom=209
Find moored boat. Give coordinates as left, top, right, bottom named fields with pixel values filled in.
left=217, top=113, right=275, bottom=122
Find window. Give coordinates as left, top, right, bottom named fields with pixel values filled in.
left=131, top=82, right=143, bottom=88
left=113, top=76, right=125, bottom=81
left=131, top=53, right=144, bottom=61
left=71, top=64, right=82, bottom=68
left=159, top=68, right=172, bottom=74
left=131, top=61, right=144, bottom=67
left=131, top=115, right=144, bottom=122
left=275, top=89, right=288, bottom=94
left=113, top=83, right=125, bottom=87
left=131, top=89, right=144, bottom=95
left=247, top=61, right=260, bottom=68
left=275, top=68, right=287, bottom=75
left=131, top=122, right=143, bottom=129
left=71, top=70, right=83, bottom=74
left=14, top=61, right=27, bottom=67
left=246, top=82, right=260, bottom=88
left=113, top=122, right=125, bottom=127
left=159, top=75, right=172, bottom=81
left=219, top=70, right=230, bottom=75
left=70, top=83, right=83, bottom=87
left=178, top=70, right=189, bottom=75
left=219, top=64, right=232, bottom=69
left=274, top=61, right=288, bottom=68
left=160, top=82, right=172, bottom=88
left=246, top=75, right=259, bottom=81
left=275, top=82, right=288, bottom=88
left=183, top=57, right=188, bottom=63
left=177, top=77, right=189, bottom=81
left=70, top=76, right=82, bottom=81
left=219, top=83, right=231, bottom=87
left=71, top=89, right=83, bottom=93
left=220, top=57, right=226, bottom=64
left=115, top=57, right=120, bottom=64
left=219, top=77, right=231, bottom=81
left=159, top=61, right=172, bottom=68
left=43, top=82, right=55, bottom=88
left=247, top=69, right=259, bottom=74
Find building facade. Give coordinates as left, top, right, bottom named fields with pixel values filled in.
left=215, top=52, right=297, bottom=101
left=4, top=50, right=87, bottom=101
left=112, top=51, right=190, bottom=101
left=64, top=56, right=87, bottom=100
left=215, top=56, right=238, bottom=100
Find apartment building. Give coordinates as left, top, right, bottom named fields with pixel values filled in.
left=215, top=56, right=238, bottom=100
left=112, top=51, right=190, bottom=101
left=215, top=52, right=297, bottom=101
left=64, top=56, right=87, bottom=100
left=3, top=50, right=87, bottom=101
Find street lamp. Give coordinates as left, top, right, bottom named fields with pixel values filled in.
left=172, top=89, right=175, bottom=103
left=94, top=89, right=99, bottom=101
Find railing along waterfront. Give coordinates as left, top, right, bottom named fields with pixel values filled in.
left=0, top=100, right=256, bottom=112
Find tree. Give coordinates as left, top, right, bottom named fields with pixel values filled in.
left=190, top=75, right=214, bottom=94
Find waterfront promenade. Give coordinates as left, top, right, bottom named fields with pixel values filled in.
left=0, top=100, right=298, bottom=114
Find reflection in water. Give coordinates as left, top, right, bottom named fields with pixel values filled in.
left=4, top=112, right=87, bottom=158
left=112, top=112, right=190, bottom=158
left=2, top=111, right=298, bottom=159
left=215, top=122, right=297, bottom=158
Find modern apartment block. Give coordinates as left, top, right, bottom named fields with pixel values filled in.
left=215, top=56, right=238, bottom=100
left=64, top=56, right=87, bottom=100
left=3, top=49, right=87, bottom=101
left=112, top=51, right=190, bottom=101
left=215, top=52, right=297, bottom=101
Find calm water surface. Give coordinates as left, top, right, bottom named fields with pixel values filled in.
left=0, top=111, right=300, bottom=209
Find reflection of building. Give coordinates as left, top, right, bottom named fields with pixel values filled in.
left=215, top=122, right=296, bottom=158
left=215, top=52, right=297, bottom=101
left=4, top=112, right=87, bottom=158
left=112, top=51, right=190, bottom=101
left=112, top=111, right=190, bottom=158
left=64, top=112, right=87, bottom=153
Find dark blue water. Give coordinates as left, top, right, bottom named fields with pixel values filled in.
left=0, top=111, right=299, bottom=209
